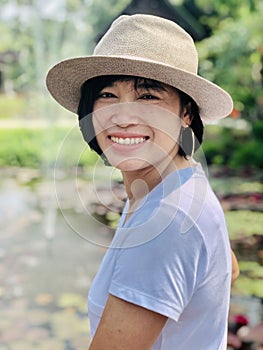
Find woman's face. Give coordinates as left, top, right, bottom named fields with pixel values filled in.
left=92, top=79, right=189, bottom=172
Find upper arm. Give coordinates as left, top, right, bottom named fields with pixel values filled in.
left=231, top=249, right=239, bottom=286
left=89, top=294, right=167, bottom=350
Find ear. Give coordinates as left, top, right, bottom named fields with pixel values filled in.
left=181, top=102, right=192, bottom=126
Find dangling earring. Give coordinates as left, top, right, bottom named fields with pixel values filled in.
left=179, top=126, right=195, bottom=159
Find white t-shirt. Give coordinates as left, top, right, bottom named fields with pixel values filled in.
left=88, top=164, right=232, bottom=349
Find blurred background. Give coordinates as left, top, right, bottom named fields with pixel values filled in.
left=0, top=0, right=262, bottom=349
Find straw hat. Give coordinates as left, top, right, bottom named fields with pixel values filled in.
left=46, top=14, right=233, bottom=122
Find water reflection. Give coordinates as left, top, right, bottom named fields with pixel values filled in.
left=0, top=173, right=112, bottom=298
left=0, top=171, right=111, bottom=348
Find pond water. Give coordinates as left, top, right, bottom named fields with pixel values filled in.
left=0, top=169, right=262, bottom=348
left=0, top=172, right=113, bottom=348
left=0, top=174, right=112, bottom=297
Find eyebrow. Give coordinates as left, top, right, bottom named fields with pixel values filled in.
left=136, top=83, right=167, bottom=92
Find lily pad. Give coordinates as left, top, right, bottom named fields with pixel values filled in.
left=51, top=309, right=88, bottom=340
left=225, top=210, right=263, bottom=239
left=239, top=261, right=263, bottom=279
left=27, top=310, right=50, bottom=325
left=9, top=341, right=36, bottom=350
left=57, top=293, right=86, bottom=309
left=36, top=338, right=65, bottom=350
left=24, top=327, right=49, bottom=341
left=35, top=293, right=54, bottom=306
left=232, top=275, right=263, bottom=298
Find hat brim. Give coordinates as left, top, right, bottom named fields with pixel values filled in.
left=46, top=56, right=233, bottom=123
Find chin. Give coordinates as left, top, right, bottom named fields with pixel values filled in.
left=109, top=158, right=150, bottom=172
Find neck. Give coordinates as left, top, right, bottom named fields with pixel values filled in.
left=122, top=155, right=191, bottom=204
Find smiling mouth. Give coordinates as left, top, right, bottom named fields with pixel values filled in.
left=109, top=136, right=149, bottom=145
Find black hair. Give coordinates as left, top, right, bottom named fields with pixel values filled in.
left=78, top=75, right=203, bottom=159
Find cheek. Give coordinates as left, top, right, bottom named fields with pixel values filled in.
left=91, top=115, right=109, bottom=152
left=92, top=110, right=109, bottom=135
left=153, top=117, right=181, bottom=144
left=156, top=133, right=179, bottom=153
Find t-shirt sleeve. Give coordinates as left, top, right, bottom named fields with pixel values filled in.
left=109, top=209, right=208, bottom=322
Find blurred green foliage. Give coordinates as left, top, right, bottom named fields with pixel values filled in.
left=0, top=0, right=262, bottom=170
left=197, top=0, right=263, bottom=120
left=0, top=127, right=99, bottom=169
left=203, top=120, right=263, bottom=170
left=0, top=95, right=27, bottom=119
left=0, top=0, right=262, bottom=114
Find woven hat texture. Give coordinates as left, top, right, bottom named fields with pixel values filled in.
left=46, top=14, right=233, bottom=122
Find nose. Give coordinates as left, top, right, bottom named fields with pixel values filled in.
left=110, top=103, right=141, bottom=127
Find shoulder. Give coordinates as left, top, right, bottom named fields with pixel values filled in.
left=110, top=204, right=209, bottom=321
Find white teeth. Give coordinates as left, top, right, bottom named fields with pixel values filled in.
left=110, top=136, right=147, bottom=145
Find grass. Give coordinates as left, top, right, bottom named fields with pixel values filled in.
left=0, top=127, right=99, bottom=169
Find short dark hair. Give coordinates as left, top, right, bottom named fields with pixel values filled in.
left=78, top=75, right=203, bottom=159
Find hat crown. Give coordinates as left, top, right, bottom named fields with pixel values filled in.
left=94, top=14, right=198, bottom=74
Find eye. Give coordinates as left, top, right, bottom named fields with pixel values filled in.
left=96, top=92, right=117, bottom=99
left=139, top=93, right=159, bottom=100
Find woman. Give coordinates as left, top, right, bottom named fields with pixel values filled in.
left=47, top=14, right=238, bottom=350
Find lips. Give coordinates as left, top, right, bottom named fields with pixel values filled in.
left=109, top=136, right=149, bottom=145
